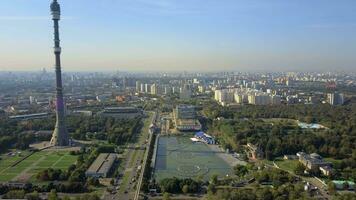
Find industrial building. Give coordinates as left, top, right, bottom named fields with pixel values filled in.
left=85, top=153, right=118, bottom=178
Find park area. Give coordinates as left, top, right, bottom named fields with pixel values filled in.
left=154, top=135, right=233, bottom=181
left=0, top=150, right=77, bottom=182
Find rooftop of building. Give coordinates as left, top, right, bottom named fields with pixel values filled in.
left=103, top=107, right=141, bottom=113
left=176, top=119, right=201, bottom=126
left=86, top=153, right=117, bottom=175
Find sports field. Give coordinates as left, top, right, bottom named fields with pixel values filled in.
left=0, top=150, right=77, bottom=182
left=154, top=136, right=233, bottom=181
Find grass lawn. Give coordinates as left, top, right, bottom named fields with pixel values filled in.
left=274, top=158, right=299, bottom=173
left=0, top=150, right=32, bottom=181
left=0, top=150, right=31, bottom=171
left=0, top=150, right=77, bottom=182
left=261, top=159, right=274, bottom=166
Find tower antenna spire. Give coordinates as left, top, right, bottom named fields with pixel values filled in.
left=50, top=0, right=69, bottom=146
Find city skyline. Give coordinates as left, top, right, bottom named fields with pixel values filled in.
left=1, top=0, right=356, bottom=72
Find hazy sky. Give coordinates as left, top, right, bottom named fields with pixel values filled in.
left=0, top=0, right=356, bottom=72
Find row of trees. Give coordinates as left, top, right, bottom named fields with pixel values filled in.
left=206, top=183, right=312, bottom=200
left=2, top=189, right=100, bottom=200
left=158, top=177, right=201, bottom=194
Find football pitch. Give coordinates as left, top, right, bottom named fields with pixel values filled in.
left=0, top=150, right=77, bottom=182
left=154, top=136, right=233, bottom=181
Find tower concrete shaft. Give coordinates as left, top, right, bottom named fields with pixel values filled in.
left=50, top=0, right=69, bottom=146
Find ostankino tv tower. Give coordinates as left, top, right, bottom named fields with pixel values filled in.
left=50, top=0, right=69, bottom=146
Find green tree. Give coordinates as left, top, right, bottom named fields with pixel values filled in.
left=3, top=190, right=25, bottom=199
left=163, top=192, right=171, bottom=200
left=62, top=196, right=71, bottom=200
left=234, top=165, right=249, bottom=177
left=327, top=181, right=336, bottom=195
left=48, top=189, right=59, bottom=200
left=294, top=163, right=305, bottom=175
left=256, top=188, right=273, bottom=200
left=182, top=185, right=189, bottom=194
left=26, top=191, right=40, bottom=200
left=207, top=184, right=216, bottom=194
left=210, top=174, right=218, bottom=185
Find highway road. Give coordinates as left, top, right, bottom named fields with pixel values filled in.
left=103, top=112, right=155, bottom=200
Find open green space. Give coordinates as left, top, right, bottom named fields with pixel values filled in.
left=324, top=157, right=343, bottom=166
left=154, top=135, right=233, bottom=181
left=274, top=158, right=299, bottom=173
left=0, top=150, right=77, bottom=182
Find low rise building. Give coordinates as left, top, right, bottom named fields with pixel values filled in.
left=173, top=105, right=201, bottom=131
left=319, top=165, right=333, bottom=176
left=100, top=107, right=143, bottom=119
left=71, top=110, right=93, bottom=116
left=85, top=153, right=117, bottom=178
left=175, top=119, right=202, bottom=131
left=9, top=113, right=50, bottom=120
left=297, top=152, right=332, bottom=175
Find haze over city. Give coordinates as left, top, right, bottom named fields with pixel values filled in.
left=0, top=1, right=356, bottom=200
left=1, top=0, right=356, bottom=72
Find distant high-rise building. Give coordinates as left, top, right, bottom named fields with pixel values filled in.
left=198, top=85, right=205, bottom=93
left=164, top=86, right=172, bottom=95
left=172, top=86, right=179, bottom=94
left=122, top=77, right=128, bottom=89
left=215, top=89, right=234, bottom=105
left=248, top=94, right=270, bottom=105
left=180, top=84, right=192, bottom=100
left=122, top=77, right=135, bottom=88
left=50, top=0, right=69, bottom=146
left=140, top=83, right=145, bottom=93
left=145, top=84, right=151, bottom=93
left=327, top=92, right=344, bottom=105
left=29, top=96, right=35, bottom=104
left=151, top=83, right=158, bottom=95
left=135, top=81, right=141, bottom=92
